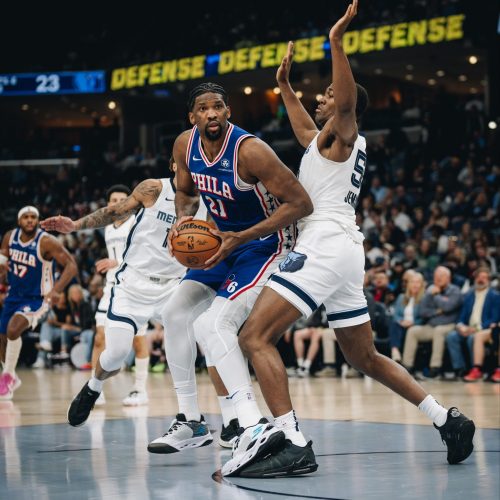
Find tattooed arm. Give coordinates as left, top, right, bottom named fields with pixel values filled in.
left=41, top=179, right=163, bottom=233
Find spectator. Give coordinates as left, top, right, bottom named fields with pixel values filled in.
left=315, top=328, right=337, bottom=378
left=33, top=293, right=70, bottom=368
left=446, top=268, right=498, bottom=378
left=368, top=270, right=393, bottom=306
left=402, top=266, right=463, bottom=378
left=389, top=272, right=426, bottom=363
left=63, top=284, right=95, bottom=368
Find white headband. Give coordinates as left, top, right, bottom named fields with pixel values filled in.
left=17, top=206, right=40, bottom=220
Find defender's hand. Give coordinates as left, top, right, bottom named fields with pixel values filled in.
left=203, top=229, right=241, bottom=270
left=95, top=258, right=118, bottom=274
left=168, top=215, right=194, bottom=256
left=40, top=215, right=77, bottom=234
left=276, top=41, right=294, bottom=85
left=329, top=0, right=358, bottom=42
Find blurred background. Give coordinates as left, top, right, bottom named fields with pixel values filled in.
left=0, top=1, right=499, bottom=370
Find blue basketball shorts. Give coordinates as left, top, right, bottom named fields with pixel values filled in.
left=0, top=295, right=49, bottom=334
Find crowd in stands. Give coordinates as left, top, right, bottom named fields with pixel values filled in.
left=0, top=85, right=498, bottom=380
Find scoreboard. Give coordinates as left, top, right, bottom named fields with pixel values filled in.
left=0, top=71, right=106, bottom=96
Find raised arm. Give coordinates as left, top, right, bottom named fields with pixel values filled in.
left=319, top=0, right=359, bottom=151
left=276, top=41, right=319, bottom=148
left=41, top=179, right=163, bottom=233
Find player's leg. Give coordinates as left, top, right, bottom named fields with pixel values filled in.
left=302, top=328, right=323, bottom=376
left=92, top=285, right=111, bottom=405
left=148, top=279, right=215, bottom=454
left=464, top=328, right=491, bottom=381
left=0, top=334, right=6, bottom=365
left=0, top=314, right=29, bottom=399
left=123, top=326, right=149, bottom=406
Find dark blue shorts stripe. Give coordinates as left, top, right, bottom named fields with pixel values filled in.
left=269, top=275, right=318, bottom=312
left=106, top=286, right=138, bottom=334
left=327, top=307, right=369, bottom=322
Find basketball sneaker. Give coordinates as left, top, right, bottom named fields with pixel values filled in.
left=122, top=390, right=148, bottom=406
left=67, top=382, right=100, bottom=427
left=434, top=407, right=475, bottom=464
left=238, top=440, right=318, bottom=478
left=147, top=413, right=213, bottom=453
left=0, top=373, right=22, bottom=400
left=219, top=418, right=240, bottom=448
left=221, top=418, right=286, bottom=477
left=463, top=366, right=483, bottom=382
left=491, top=368, right=500, bottom=383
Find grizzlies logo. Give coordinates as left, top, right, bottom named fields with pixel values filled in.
left=279, top=251, right=307, bottom=273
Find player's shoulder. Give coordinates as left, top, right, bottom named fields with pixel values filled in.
left=2, top=229, right=14, bottom=243
left=174, top=129, right=193, bottom=148
left=39, top=230, right=62, bottom=249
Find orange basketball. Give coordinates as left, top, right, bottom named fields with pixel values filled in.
left=171, top=219, right=221, bottom=269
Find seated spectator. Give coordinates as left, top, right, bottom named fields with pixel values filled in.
left=446, top=268, right=498, bottom=378
left=389, top=272, right=425, bottom=362
left=63, top=284, right=95, bottom=369
left=368, top=270, right=392, bottom=306
left=315, top=328, right=337, bottom=378
left=402, top=266, right=463, bottom=378
left=33, top=293, right=70, bottom=368
left=293, top=307, right=326, bottom=378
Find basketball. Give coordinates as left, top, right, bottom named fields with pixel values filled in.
left=171, top=219, right=221, bottom=268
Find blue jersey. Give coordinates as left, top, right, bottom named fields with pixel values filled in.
left=186, top=122, right=295, bottom=249
left=7, top=228, right=55, bottom=298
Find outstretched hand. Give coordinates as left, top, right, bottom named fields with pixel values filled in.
left=329, top=0, right=358, bottom=42
left=276, top=41, right=294, bottom=85
left=40, top=215, right=77, bottom=234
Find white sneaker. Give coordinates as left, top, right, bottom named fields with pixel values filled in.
left=38, top=341, right=52, bottom=351
left=95, top=392, right=106, bottom=406
left=32, top=358, right=46, bottom=369
left=221, top=418, right=285, bottom=477
left=148, top=413, right=213, bottom=454
left=296, top=367, right=310, bottom=378
left=122, top=390, right=148, bottom=406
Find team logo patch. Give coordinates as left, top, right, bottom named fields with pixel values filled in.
left=279, top=251, right=307, bottom=273
left=221, top=158, right=230, bottom=168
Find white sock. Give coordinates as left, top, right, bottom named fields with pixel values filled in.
left=303, top=359, right=311, bottom=371
left=231, top=386, right=263, bottom=428
left=274, top=409, right=307, bottom=447
left=218, top=395, right=237, bottom=427
left=297, top=357, right=304, bottom=368
left=133, top=356, right=149, bottom=392
left=418, top=394, right=448, bottom=427
left=175, top=380, right=200, bottom=421
left=4, top=337, right=22, bottom=375
left=88, top=377, right=103, bottom=393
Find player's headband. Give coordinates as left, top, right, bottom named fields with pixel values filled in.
left=17, top=206, right=40, bottom=220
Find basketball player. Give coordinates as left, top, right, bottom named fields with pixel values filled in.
left=225, top=0, right=475, bottom=477
left=147, top=82, right=314, bottom=472
left=0, top=206, right=77, bottom=400
left=92, top=184, right=150, bottom=407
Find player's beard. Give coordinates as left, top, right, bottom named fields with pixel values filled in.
left=205, top=121, right=223, bottom=141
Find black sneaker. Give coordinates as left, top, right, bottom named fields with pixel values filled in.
left=239, top=440, right=318, bottom=478
left=219, top=418, right=240, bottom=448
left=67, top=382, right=100, bottom=427
left=434, top=407, right=475, bottom=464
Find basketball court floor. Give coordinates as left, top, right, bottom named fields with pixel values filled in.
left=1, top=369, right=499, bottom=499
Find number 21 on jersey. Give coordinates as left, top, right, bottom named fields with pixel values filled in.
left=205, top=196, right=228, bottom=219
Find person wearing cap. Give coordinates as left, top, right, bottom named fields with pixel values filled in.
left=0, top=206, right=77, bottom=400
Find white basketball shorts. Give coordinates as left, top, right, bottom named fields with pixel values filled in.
left=95, top=282, right=113, bottom=327
left=106, top=265, right=180, bottom=335
left=266, top=221, right=370, bottom=328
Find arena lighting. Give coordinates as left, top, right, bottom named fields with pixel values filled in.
left=315, top=94, right=323, bottom=101
left=21, top=104, right=29, bottom=111
left=405, top=74, right=413, bottom=81
left=273, top=87, right=281, bottom=94
left=458, top=75, right=467, bottom=82
left=468, top=55, right=478, bottom=64
left=470, top=87, right=478, bottom=94
left=243, top=86, right=252, bottom=95
left=436, top=70, right=445, bottom=77
left=374, top=68, right=383, bottom=74
left=296, top=90, right=303, bottom=98
left=488, top=121, right=498, bottom=130
left=107, top=101, right=117, bottom=110
left=428, top=78, right=436, bottom=86
left=406, top=64, right=414, bottom=70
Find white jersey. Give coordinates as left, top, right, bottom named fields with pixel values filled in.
left=298, top=133, right=366, bottom=242
left=120, top=178, right=185, bottom=279
left=104, top=216, right=135, bottom=283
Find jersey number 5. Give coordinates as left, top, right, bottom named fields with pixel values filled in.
left=205, top=196, right=228, bottom=219
left=350, top=150, right=367, bottom=189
